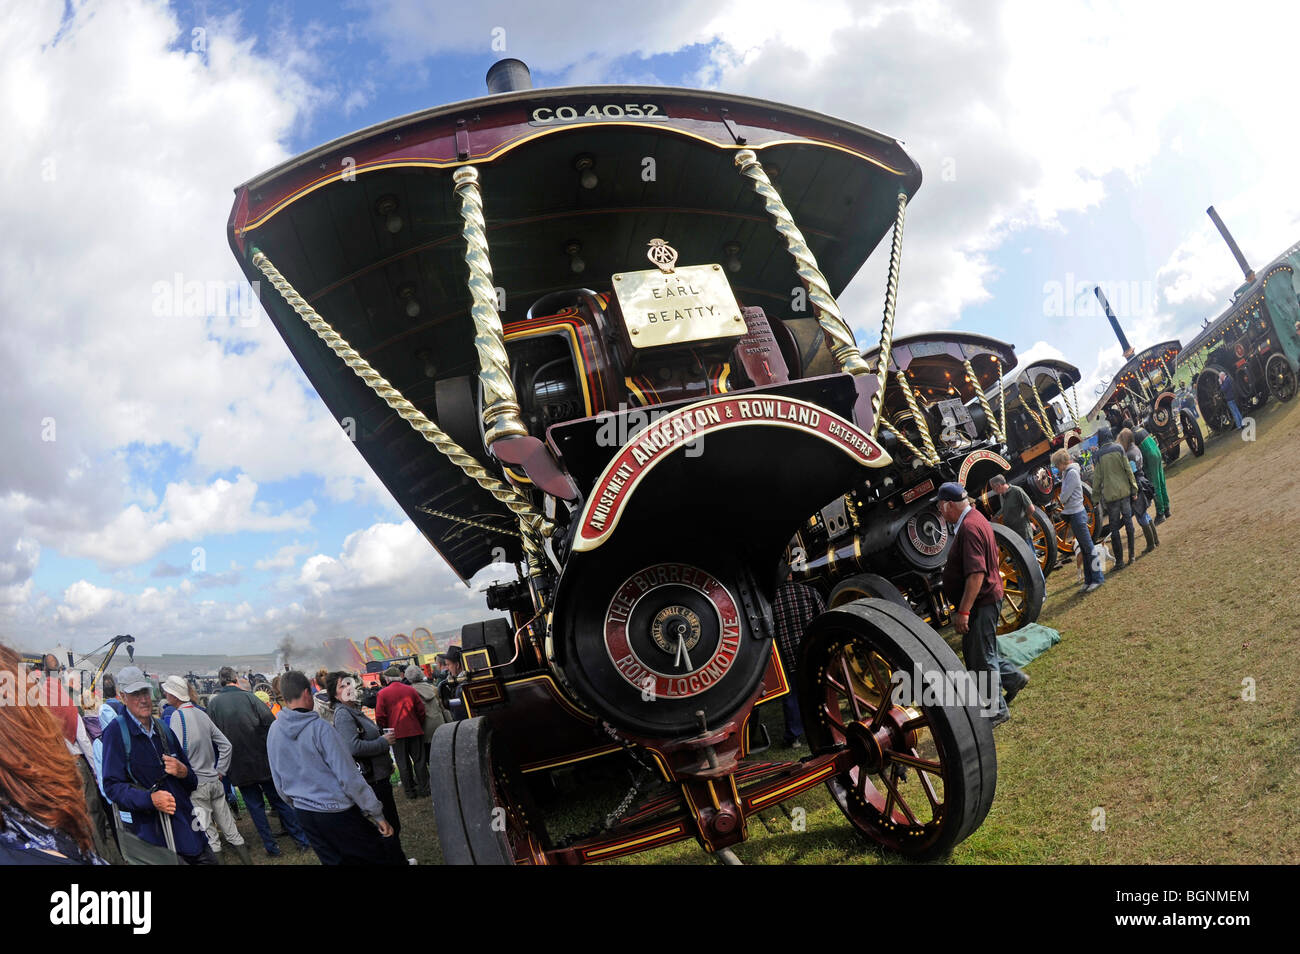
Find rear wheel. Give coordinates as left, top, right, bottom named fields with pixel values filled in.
left=429, top=719, right=549, bottom=865
left=991, top=523, right=1044, bottom=635
left=798, top=599, right=997, bottom=861
left=1266, top=353, right=1297, bottom=403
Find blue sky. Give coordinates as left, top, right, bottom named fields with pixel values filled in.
left=3, top=0, right=1295, bottom=658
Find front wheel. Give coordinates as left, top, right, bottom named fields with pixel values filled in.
left=991, top=522, right=1045, bottom=635
left=429, top=719, right=549, bottom=865
left=798, top=599, right=997, bottom=861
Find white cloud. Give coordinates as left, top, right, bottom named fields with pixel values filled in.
left=254, top=542, right=311, bottom=571
left=52, top=475, right=314, bottom=569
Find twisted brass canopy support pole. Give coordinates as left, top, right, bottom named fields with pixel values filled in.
left=249, top=250, right=549, bottom=565
left=993, top=356, right=1009, bottom=442
left=734, top=149, right=868, bottom=377
left=1025, top=374, right=1055, bottom=441
left=895, top=370, right=940, bottom=466
left=452, top=165, right=528, bottom=448
left=878, top=418, right=930, bottom=465
left=964, top=359, right=1005, bottom=445
left=870, top=192, right=909, bottom=437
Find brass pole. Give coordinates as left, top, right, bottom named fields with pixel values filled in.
left=733, top=149, right=869, bottom=376
left=894, top=371, right=940, bottom=466
left=993, top=356, right=1008, bottom=441
left=452, top=166, right=528, bottom=447
left=964, top=359, right=1005, bottom=444
left=870, top=192, right=909, bottom=436
left=1025, top=374, right=1056, bottom=440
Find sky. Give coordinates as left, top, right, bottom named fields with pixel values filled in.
left=2, top=0, right=1296, bottom=656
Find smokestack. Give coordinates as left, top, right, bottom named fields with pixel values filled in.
left=486, top=58, right=532, bottom=94
left=1206, top=206, right=1256, bottom=283
left=1094, top=286, right=1134, bottom=359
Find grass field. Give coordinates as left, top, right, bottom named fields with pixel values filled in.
left=235, top=396, right=1300, bottom=866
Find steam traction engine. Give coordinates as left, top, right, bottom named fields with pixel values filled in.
left=981, top=359, right=1100, bottom=569
left=790, top=333, right=1046, bottom=635
left=1179, top=208, right=1300, bottom=433
left=228, top=60, right=996, bottom=863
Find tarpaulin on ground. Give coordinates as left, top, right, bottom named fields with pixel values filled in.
left=997, top=623, right=1061, bottom=668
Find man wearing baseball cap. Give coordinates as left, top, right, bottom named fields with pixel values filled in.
left=936, top=482, right=1028, bottom=727
left=161, top=676, right=251, bottom=864
left=101, top=666, right=215, bottom=863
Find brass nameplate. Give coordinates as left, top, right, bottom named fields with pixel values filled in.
left=612, top=263, right=745, bottom=351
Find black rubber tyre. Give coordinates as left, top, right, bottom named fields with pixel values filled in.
left=829, top=573, right=911, bottom=610
left=1028, top=506, right=1057, bottom=578
left=1182, top=411, right=1205, bottom=456
left=798, top=599, right=997, bottom=861
left=990, top=522, right=1045, bottom=635
left=1266, top=353, right=1297, bottom=403
left=429, top=719, right=549, bottom=865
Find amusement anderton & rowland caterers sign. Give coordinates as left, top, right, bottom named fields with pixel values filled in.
left=574, top=394, right=888, bottom=552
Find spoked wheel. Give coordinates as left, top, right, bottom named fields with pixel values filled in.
left=991, top=523, right=1045, bottom=635
left=429, top=718, right=550, bottom=865
left=1028, top=506, right=1057, bottom=577
left=798, top=599, right=997, bottom=861
left=1266, top=353, right=1297, bottom=403
left=1182, top=411, right=1205, bottom=456
left=829, top=572, right=911, bottom=610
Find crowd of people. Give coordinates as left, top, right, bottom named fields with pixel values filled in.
left=0, top=645, right=470, bottom=866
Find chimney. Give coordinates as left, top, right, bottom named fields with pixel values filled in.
left=486, top=58, right=532, bottom=94
left=1206, top=206, right=1256, bottom=283
left=1094, top=286, right=1134, bottom=359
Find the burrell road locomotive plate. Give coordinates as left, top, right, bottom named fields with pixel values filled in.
left=603, top=563, right=742, bottom=700
left=612, top=262, right=746, bottom=351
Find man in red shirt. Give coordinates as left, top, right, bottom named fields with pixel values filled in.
left=374, top=667, right=428, bottom=800
left=937, top=482, right=1027, bottom=727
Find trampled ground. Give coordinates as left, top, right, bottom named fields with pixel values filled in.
left=235, top=395, right=1299, bottom=866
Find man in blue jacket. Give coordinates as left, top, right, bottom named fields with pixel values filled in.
left=101, top=666, right=216, bottom=864
left=268, top=670, right=402, bottom=865
left=1219, top=371, right=1244, bottom=430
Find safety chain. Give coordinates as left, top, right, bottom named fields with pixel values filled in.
left=964, top=358, right=1005, bottom=444
left=870, top=192, right=910, bottom=437
left=249, top=249, right=551, bottom=563
left=415, top=506, right=522, bottom=537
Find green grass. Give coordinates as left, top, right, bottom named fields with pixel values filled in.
left=236, top=397, right=1300, bottom=866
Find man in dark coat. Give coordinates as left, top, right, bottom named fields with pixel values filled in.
left=206, top=666, right=311, bottom=856
left=101, top=666, right=214, bottom=864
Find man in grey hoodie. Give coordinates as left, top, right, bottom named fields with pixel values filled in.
left=267, top=670, right=403, bottom=865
